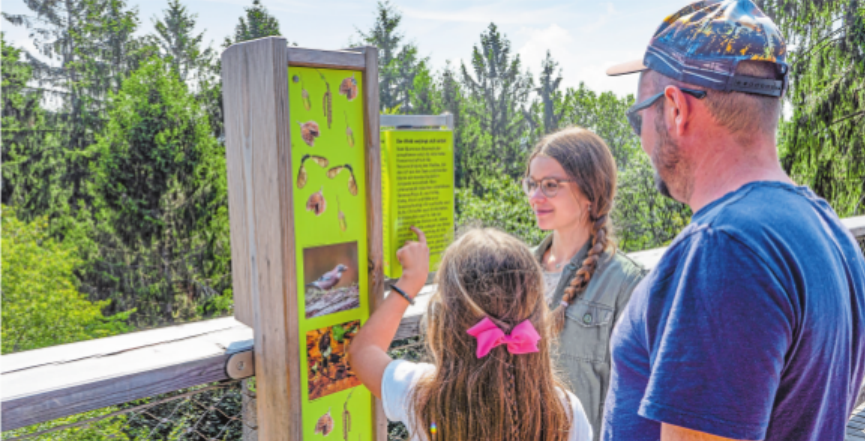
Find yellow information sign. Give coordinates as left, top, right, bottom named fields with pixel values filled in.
left=382, top=128, right=455, bottom=279
left=289, top=66, right=372, bottom=441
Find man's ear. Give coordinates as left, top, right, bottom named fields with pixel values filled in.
left=663, top=86, right=692, bottom=137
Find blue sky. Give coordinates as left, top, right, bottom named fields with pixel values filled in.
left=1, top=0, right=690, bottom=98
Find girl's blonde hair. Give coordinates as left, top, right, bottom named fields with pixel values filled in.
left=526, top=126, right=618, bottom=333
left=410, top=228, right=572, bottom=441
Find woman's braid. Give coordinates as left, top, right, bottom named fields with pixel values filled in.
left=504, top=358, right=520, bottom=440
left=551, top=214, right=610, bottom=333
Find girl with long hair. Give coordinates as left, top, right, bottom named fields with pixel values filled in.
left=524, top=127, right=646, bottom=439
left=349, top=227, right=592, bottom=441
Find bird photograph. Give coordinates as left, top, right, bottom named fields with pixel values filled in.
left=306, top=320, right=361, bottom=400
left=303, top=243, right=360, bottom=319
left=306, top=264, right=348, bottom=291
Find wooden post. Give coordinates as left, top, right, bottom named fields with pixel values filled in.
left=222, top=37, right=297, bottom=440
left=221, top=39, right=383, bottom=440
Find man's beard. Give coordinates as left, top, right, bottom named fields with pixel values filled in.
left=654, top=169, right=674, bottom=199
left=651, top=109, right=691, bottom=202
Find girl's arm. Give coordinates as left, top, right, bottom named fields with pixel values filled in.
left=348, top=226, right=430, bottom=398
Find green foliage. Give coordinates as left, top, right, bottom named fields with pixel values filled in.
left=561, top=84, right=641, bottom=169
left=456, top=174, right=546, bottom=245
left=1, top=408, right=127, bottom=440
left=526, top=51, right=566, bottom=136
left=87, top=56, right=230, bottom=325
left=460, top=24, right=533, bottom=185
left=1, top=207, right=131, bottom=354
left=149, top=0, right=213, bottom=84
left=1, top=35, right=65, bottom=217
left=359, top=1, right=431, bottom=113
left=3, top=0, right=144, bottom=213
left=613, top=155, right=693, bottom=252
left=757, top=0, right=865, bottom=216
left=223, top=0, right=282, bottom=47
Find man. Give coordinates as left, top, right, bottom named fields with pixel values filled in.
left=602, top=1, right=865, bottom=440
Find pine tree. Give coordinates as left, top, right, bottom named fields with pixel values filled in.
left=527, top=51, right=565, bottom=136
left=3, top=0, right=142, bottom=213
left=1, top=35, right=63, bottom=216
left=460, top=23, right=533, bottom=185
left=223, top=0, right=282, bottom=47
left=150, top=0, right=213, bottom=84
left=89, top=56, right=229, bottom=324
left=358, top=1, right=428, bottom=113
left=757, top=0, right=865, bottom=216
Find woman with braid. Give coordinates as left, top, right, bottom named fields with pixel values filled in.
left=350, top=227, right=592, bottom=441
left=524, top=127, right=646, bottom=440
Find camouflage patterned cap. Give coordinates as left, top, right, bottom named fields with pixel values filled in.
left=607, top=0, right=789, bottom=97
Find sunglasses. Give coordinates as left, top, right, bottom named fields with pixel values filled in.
left=625, top=88, right=707, bottom=136
left=522, top=177, right=575, bottom=199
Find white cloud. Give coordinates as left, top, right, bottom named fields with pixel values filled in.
left=517, top=22, right=643, bottom=97
left=518, top=23, right=575, bottom=72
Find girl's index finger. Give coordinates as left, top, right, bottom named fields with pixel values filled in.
left=410, top=226, right=427, bottom=244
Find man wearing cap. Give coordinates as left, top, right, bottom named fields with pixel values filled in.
left=601, top=1, right=865, bottom=440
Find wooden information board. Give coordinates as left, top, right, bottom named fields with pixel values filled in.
left=221, top=38, right=384, bottom=441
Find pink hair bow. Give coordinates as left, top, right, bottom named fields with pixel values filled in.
left=466, top=317, right=541, bottom=359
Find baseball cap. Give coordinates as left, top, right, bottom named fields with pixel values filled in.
left=607, top=0, right=789, bottom=97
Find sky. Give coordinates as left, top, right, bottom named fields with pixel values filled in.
left=0, top=0, right=691, bottom=98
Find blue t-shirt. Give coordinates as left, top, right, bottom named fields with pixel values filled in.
left=602, top=182, right=865, bottom=441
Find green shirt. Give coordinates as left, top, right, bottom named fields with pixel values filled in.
left=533, top=235, right=646, bottom=441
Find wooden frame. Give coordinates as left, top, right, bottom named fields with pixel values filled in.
left=221, top=38, right=383, bottom=441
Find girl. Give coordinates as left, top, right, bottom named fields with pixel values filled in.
left=524, top=127, right=646, bottom=440
left=349, top=227, right=592, bottom=441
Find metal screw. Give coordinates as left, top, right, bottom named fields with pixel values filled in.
left=237, top=361, right=246, bottom=371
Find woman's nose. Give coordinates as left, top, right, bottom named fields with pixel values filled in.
left=528, top=186, right=547, bottom=203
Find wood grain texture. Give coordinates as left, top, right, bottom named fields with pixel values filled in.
left=286, top=46, right=366, bottom=70
left=358, top=45, right=390, bottom=441
left=222, top=36, right=298, bottom=441
left=1, top=318, right=252, bottom=431
left=2, top=318, right=242, bottom=374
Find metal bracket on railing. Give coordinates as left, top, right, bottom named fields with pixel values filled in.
left=226, top=350, right=255, bottom=379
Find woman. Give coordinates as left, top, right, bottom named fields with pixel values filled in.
left=524, top=127, right=646, bottom=440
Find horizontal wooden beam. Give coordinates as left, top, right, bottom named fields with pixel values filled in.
left=2, top=318, right=252, bottom=431
left=843, top=215, right=865, bottom=240
left=3, top=216, right=862, bottom=431
left=286, top=46, right=366, bottom=70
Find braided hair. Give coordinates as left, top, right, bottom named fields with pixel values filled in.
left=526, top=127, right=618, bottom=333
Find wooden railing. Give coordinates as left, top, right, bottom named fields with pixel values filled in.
left=3, top=215, right=864, bottom=435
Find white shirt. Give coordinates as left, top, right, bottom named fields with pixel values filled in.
left=381, top=359, right=593, bottom=441
left=543, top=270, right=564, bottom=303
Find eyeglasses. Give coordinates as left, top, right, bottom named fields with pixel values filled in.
left=625, top=88, right=707, bottom=136
left=522, top=177, right=575, bottom=198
